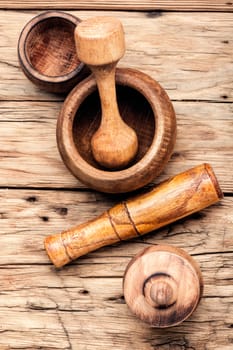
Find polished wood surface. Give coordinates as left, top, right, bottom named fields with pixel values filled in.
left=18, top=11, right=88, bottom=93
left=57, top=67, right=176, bottom=193
left=123, top=245, right=203, bottom=327
left=44, top=164, right=222, bottom=267
left=75, top=17, right=138, bottom=169
left=1, top=6, right=232, bottom=350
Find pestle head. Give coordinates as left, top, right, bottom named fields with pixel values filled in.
left=75, top=16, right=125, bottom=66
left=91, top=120, right=138, bottom=169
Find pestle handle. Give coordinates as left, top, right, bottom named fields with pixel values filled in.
left=44, top=163, right=223, bottom=268
left=74, top=17, right=138, bottom=169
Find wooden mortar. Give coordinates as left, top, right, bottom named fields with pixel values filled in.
left=57, top=67, right=176, bottom=193
left=18, top=11, right=89, bottom=93
left=44, top=163, right=223, bottom=268
left=123, top=245, right=203, bottom=327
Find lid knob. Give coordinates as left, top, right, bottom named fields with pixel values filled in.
left=144, top=275, right=178, bottom=309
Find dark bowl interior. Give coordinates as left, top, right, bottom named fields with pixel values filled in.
left=25, top=17, right=80, bottom=77
left=72, top=84, right=156, bottom=170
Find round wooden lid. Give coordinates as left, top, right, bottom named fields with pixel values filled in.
left=123, top=245, right=203, bottom=328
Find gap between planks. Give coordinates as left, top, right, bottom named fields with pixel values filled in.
left=0, top=188, right=232, bottom=265
left=0, top=100, right=232, bottom=192
left=1, top=11, right=233, bottom=103
left=0, top=0, right=233, bottom=11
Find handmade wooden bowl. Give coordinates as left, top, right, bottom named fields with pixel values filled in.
left=18, top=11, right=88, bottom=93
left=123, top=245, right=203, bottom=327
left=57, top=68, right=177, bottom=193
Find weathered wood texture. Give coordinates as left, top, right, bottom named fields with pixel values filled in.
left=0, top=100, right=232, bottom=192
left=0, top=189, right=232, bottom=349
left=44, top=164, right=222, bottom=268
left=0, top=189, right=232, bottom=264
left=1, top=0, right=233, bottom=11
left=1, top=11, right=232, bottom=102
left=0, top=6, right=232, bottom=350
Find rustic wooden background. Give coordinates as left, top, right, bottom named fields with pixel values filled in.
left=0, top=1, right=232, bottom=349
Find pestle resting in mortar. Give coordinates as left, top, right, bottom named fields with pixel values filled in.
left=75, top=16, right=138, bottom=169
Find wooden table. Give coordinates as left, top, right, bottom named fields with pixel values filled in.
left=1, top=1, right=232, bottom=349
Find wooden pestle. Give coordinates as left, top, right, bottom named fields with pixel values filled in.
left=44, top=163, right=223, bottom=268
left=123, top=245, right=203, bottom=327
left=74, top=16, right=138, bottom=169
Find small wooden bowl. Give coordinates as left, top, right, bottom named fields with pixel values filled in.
left=57, top=68, right=176, bottom=193
left=18, top=11, right=88, bottom=93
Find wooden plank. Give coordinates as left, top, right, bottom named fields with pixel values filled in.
left=1, top=7, right=232, bottom=350
left=0, top=189, right=232, bottom=264
left=1, top=11, right=232, bottom=102
left=1, top=252, right=233, bottom=297
left=1, top=0, right=232, bottom=11
left=0, top=188, right=232, bottom=349
left=0, top=100, right=232, bottom=192
left=0, top=297, right=232, bottom=349
left=0, top=272, right=232, bottom=349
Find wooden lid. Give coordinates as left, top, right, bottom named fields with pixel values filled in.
left=123, top=245, right=203, bottom=327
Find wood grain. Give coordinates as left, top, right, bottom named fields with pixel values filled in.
left=44, top=164, right=222, bottom=267
left=1, top=0, right=232, bottom=11
left=0, top=189, right=232, bottom=348
left=0, top=291, right=232, bottom=349
left=0, top=188, right=232, bottom=348
left=1, top=5, right=232, bottom=349
left=123, top=245, right=203, bottom=327
left=0, top=189, right=231, bottom=265
left=0, top=101, right=232, bottom=191
left=1, top=11, right=232, bottom=102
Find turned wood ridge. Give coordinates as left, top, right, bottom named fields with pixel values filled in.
left=75, top=16, right=138, bottom=169
left=123, top=245, right=203, bottom=327
left=44, top=163, right=223, bottom=268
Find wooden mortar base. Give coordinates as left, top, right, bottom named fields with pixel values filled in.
left=57, top=68, right=177, bottom=193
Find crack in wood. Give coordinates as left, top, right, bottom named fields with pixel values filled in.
left=27, top=302, right=90, bottom=312
left=105, top=295, right=125, bottom=304
left=53, top=299, right=72, bottom=350
left=192, top=250, right=233, bottom=257
left=145, top=336, right=196, bottom=350
left=0, top=60, right=19, bottom=70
